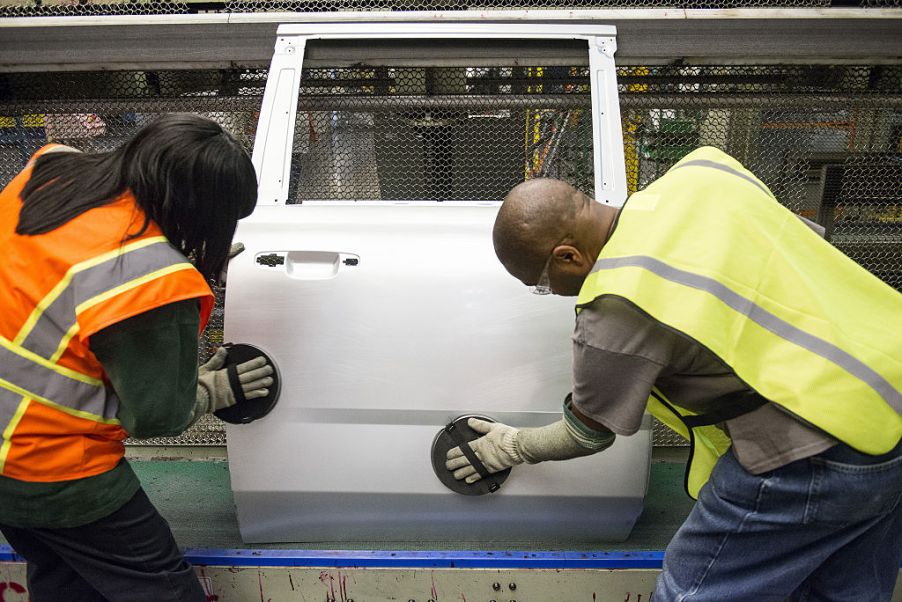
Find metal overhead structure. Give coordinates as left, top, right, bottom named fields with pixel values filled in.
left=1, top=8, right=901, bottom=72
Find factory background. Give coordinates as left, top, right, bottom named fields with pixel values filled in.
left=0, top=4, right=900, bottom=598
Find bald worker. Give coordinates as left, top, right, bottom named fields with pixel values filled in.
left=445, top=147, right=902, bottom=601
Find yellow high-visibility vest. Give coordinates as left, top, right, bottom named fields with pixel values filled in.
left=576, top=146, right=902, bottom=498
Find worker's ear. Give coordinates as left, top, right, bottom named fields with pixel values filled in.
left=550, top=244, right=594, bottom=297
left=552, top=244, right=590, bottom=270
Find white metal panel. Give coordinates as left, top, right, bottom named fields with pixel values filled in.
left=275, top=22, right=616, bottom=38
left=226, top=205, right=650, bottom=543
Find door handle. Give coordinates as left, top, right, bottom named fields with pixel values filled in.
left=255, top=251, right=359, bottom=280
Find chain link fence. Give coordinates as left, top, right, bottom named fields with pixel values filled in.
left=2, top=64, right=899, bottom=446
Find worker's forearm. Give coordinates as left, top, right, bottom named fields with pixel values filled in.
left=90, top=300, right=201, bottom=438
left=516, top=402, right=615, bottom=464
left=517, top=420, right=598, bottom=463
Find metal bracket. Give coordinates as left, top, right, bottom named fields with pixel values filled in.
left=589, top=34, right=628, bottom=206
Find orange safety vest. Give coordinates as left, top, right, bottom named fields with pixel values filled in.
left=0, top=145, right=214, bottom=482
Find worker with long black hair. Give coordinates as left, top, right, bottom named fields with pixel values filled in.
left=0, top=113, right=272, bottom=601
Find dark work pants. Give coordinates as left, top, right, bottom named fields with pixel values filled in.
left=0, top=488, right=205, bottom=602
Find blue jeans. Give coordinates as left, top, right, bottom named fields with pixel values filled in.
left=654, top=440, right=902, bottom=601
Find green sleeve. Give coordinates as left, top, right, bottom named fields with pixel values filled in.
left=90, top=300, right=201, bottom=439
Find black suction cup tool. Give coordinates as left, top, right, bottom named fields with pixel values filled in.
left=213, top=343, right=281, bottom=425
left=431, top=415, right=512, bottom=496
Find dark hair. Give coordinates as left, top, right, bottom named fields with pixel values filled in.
left=17, top=113, right=257, bottom=280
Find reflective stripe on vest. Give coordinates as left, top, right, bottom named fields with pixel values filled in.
left=0, top=335, right=116, bottom=419
left=0, top=335, right=122, bottom=474
left=0, top=388, right=27, bottom=474
left=576, top=146, right=902, bottom=497
left=672, top=159, right=776, bottom=200
left=590, top=255, right=902, bottom=414
left=0, top=238, right=199, bottom=476
left=0, top=234, right=196, bottom=423
left=14, top=236, right=195, bottom=361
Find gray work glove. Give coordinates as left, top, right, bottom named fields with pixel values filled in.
left=228, top=242, right=246, bottom=259
left=219, top=242, right=246, bottom=285
left=195, top=347, right=273, bottom=413
left=445, top=406, right=615, bottom=484
left=445, top=418, right=525, bottom=484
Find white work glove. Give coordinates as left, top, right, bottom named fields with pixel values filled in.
left=196, top=347, right=273, bottom=412
left=445, top=418, right=525, bottom=484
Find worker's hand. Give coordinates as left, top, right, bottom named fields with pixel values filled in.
left=219, top=242, right=246, bottom=285
left=227, top=242, right=245, bottom=260
left=197, top=347, right=274, bottom=412
left=445, top=418, right=524, bottom=484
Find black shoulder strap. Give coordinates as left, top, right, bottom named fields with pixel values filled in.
left=681, top=390, right=768, bottom=428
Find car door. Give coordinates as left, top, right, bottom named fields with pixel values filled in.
left=224, top=22, right=651, bottom=543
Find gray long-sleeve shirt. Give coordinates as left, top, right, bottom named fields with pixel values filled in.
left=571, top=295, right=836, bottom=475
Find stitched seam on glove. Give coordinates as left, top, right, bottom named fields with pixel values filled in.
left=501, top=428, right=525, bottom=465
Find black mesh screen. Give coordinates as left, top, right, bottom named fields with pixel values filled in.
left=2, top=64, right=899, bottom=445
left=3, top=0, right=900, bottom=18
left=288, top=66, right=593, bottom=202
left=2, top=65, right=898, bottom=283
